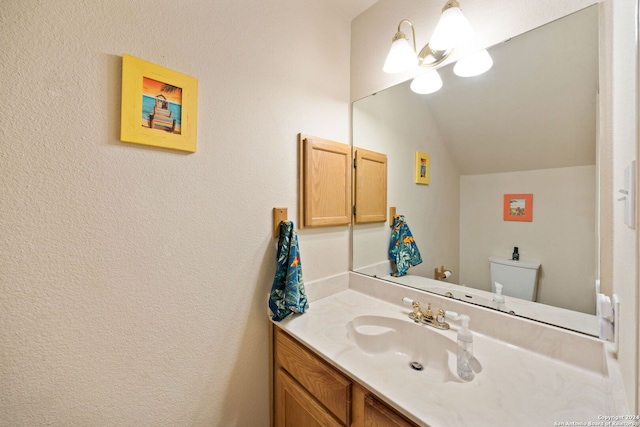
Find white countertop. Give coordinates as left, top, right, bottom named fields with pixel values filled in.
left=274, top=280, right=621, bottom=427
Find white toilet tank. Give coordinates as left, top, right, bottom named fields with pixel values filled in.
left=489, top=256, right=541, bottom=301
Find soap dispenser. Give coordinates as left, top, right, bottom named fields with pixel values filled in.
left=493, top=282, right=505, bottom=304
left=445, top=311, right=474, bottom=380
left=456, top=315, right=474, bottom=380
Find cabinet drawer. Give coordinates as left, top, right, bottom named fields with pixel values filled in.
left=275, top=328, right=351, bottom=425
left=364, top=394, right=420, bottom=427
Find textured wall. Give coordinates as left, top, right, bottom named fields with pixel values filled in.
left=0, top=0, right=350, bottom=425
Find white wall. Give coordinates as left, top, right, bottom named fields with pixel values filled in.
left=605, top=0, right=639, bottom=412
left=0, top=1, right=351, bottom=425
left=597, top=0, right=639, bottom=412
left=460, top=167, right=597, bottom=314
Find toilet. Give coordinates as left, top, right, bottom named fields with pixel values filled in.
left=489, top=256, right=541, bottom=301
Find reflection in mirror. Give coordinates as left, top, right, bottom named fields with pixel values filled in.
left=352, top=5, right=599, bottom=336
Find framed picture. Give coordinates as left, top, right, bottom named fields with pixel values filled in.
left=504, top=194, right=533, bottom=222
left=120, top=54, right=198, bottom=152
left=415, top=151, right=430, bottom=185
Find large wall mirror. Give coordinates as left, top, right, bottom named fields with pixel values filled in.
left=352, top=5, right=599, bottom=336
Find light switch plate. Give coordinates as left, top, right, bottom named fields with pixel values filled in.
left=623, top=161, right=636, bottom=228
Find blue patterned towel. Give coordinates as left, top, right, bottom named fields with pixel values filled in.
left=269, top=221, right=309, bottom=321
left=388, top=215, right=423, bottom=277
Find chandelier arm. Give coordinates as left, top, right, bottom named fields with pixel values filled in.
left=397, top=19, right=417, bottom=53
left=442, top=0, right=461, bottom=12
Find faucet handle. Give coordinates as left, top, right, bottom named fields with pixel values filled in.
left=403, top=298, right=424, bottom=323
left=429, top=308, right=450, bottom=330
left=444, top=310, right=459, bottom=320
left=411, top=301, right=424, bottom=323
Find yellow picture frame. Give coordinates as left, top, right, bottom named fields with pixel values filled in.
left=120, top=54, right=198, bottom=152
left=415, top=151, right=430, bottom=185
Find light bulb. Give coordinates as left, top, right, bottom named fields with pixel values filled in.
left=429, top=6, right=474, bottom=51
left=453, top=49, right=493, bottom=77
left=410, top=70, right=443, bottom=94
left=383, top=36, right=417, bottom=73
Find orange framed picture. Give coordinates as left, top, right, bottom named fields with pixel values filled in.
left=503, top=194, right=533, bottom=222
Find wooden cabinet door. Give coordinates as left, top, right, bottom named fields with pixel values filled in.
left=275, top=328, right=351, bottom=425
left=275, top=369, right=344, bottom=427
left=363, top=395, right=419, bottom=427
left=299, top=134, right=352, bottom=228
left=354, top=147, right=387, bottom=224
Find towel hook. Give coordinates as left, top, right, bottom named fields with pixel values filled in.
left=273, top=207, right=288, bottom=238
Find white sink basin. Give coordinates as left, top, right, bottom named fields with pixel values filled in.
left=346, top=315, right=471, bottom=383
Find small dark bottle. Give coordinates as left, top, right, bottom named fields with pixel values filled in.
left=512, top=247, right=519, bottom=261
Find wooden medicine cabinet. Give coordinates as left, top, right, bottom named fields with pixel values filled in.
left=353, top=147, right=387, bottom=224
left=298, top=134, right=352, bottom=228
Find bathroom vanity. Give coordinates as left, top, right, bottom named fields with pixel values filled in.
left=271, top=273, right=626, bottom=427
left=274, top=327, right=418, bottom=426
